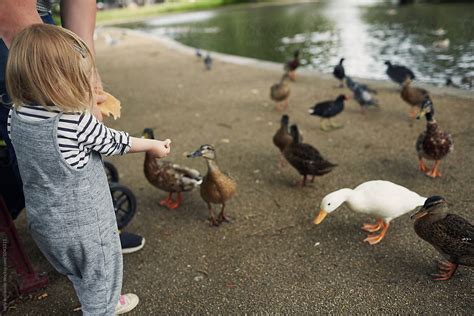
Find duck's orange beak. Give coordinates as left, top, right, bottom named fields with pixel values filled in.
left=313, top=209, right=328, bottom=225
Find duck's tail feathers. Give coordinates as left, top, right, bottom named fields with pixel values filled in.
left=172, top=164, right=202, bottom=179
left=182, top=176, right=203, bottom=188
left=315, top=160, right=337, bottom=175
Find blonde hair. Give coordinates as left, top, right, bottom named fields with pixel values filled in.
left=6, top=24, right=96, bottom=112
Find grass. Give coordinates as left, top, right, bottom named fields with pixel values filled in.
left=95, top=0, right=254, bottom=25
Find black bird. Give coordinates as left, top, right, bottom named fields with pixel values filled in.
left=385, top=61, right=415, bottom=85
left=346, top=76, right=378, bottom=112
left=204, top=53, right=212, bottom=70
left=333, top=58, right=346, bottom=87
left=308, top=94, right=348, bottom=131
left=284, top=49, right=300, bottom=81
left=346, top=76, right=377, bottom=94
left=283, top=125, right=337, bottom=186
left=412, top=196, right=474, bottom=281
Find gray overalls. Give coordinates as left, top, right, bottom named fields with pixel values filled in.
left=10, top=110, right=122, bottom=315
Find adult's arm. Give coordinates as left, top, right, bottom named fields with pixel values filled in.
left=60, top=0, right=106, bottom=120
left=59, top=0, right=97, bottom=54
left=0, top=0, right=42, bottom=48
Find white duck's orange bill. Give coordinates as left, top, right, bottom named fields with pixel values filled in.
left=313, top=209, right=328, bottom=225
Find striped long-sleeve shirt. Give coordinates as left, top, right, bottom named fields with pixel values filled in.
left=7, top=104, right=131, bottom=169
left=36, top=0, right=52, bottom=16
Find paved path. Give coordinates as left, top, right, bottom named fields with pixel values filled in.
left=8, top=29, right=473, bottom=315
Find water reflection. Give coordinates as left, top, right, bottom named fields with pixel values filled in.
left=323, top=0, right=379, bottom=79
left=119, top=1, right=474, bottom=87
left=147, top=11, right=216, bottom=26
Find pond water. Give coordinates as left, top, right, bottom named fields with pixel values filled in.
left=120, top=0, right=474, bottom=87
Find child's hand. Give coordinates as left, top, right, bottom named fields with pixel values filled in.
left=149, top=139, right=171, bottom=158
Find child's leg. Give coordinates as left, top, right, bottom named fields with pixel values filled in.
left=31, top=227, right=123, bottom=315
left=72, top=228, right=123, bottom=315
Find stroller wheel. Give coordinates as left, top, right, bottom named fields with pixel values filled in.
left=103, top=161, right=119, bottom=183
left=109, top=183, right=136, bottom=230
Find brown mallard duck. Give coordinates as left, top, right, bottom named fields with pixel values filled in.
left=283, top=125, right=337, bottom=186
left=187, top=145, right=237, bottom=226
left=401, top=78, right=429, bottom=118
left=142, top=128, right=202, bottom=209
left=412, top=196, right=474, bottom=281
left=273, top=114, right=292, bottom=167
left=270, top=73, right=291, bottom=111
left=273, top=115, right=303, bottom=167
left=273, top=115, right=292, bottom=152
left=416, top=97, right=453, bottom=178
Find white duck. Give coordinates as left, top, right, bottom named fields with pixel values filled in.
left=314, top=180, right=427, bottom=245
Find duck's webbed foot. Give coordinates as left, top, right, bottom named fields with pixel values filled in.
left=209, top=216, right=220, bottom=227
left=363, top=221, right=389, bottom=245
left=361, top=218, right=383, bottom=232
left=426, top=160, right=442, bottom=178
left=166, top=192, right=182, bottom=209
left=364, top=233, right=384, bottom=245
left=418, top=158, right=429, bottom=173
left=160, top=192, right=182, bottom=209
left=160, top=192, right=176, bottom=209
left=207, top=203, right=220, bottom=227
left=296, top=175, right=308, bottom=187
left=432, top=260, right=458, bottom=281
left=217, top=215, right=230, bottom=223
left=217, top=204, right=231, bottom=224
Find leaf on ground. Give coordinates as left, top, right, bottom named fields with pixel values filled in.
left=37, top=293, right=48, bottom=300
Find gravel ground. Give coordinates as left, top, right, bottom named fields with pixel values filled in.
left=6, top=29, right=473, bottom=315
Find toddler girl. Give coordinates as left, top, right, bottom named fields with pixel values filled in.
left=6, top=24, right=171, bottom=315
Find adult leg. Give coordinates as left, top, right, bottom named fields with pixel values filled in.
left=0, top=38, right=25, bottom=219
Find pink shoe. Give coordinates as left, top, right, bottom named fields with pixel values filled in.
left=115, top=294, right=139, bottom=315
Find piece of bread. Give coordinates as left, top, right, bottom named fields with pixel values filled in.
left=98, top=91, right=121, bottom=120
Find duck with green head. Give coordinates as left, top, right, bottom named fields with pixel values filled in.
left=187, top=145, right=237, bottom=226
left=416, top=96, right=453, bottom=178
